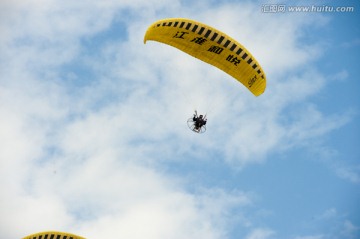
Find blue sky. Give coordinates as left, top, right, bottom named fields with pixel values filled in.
left=0, top=0, right=359, bottom=239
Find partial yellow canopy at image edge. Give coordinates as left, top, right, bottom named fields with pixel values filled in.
left=22, top=231, right=86, bottom=239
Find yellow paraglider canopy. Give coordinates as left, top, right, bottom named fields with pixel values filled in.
left=144, top=18, right=266, bottom=96
left=22, top=231, right=86, bottom=239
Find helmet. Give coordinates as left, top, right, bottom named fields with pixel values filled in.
left=199, top=115, right=203, bottom=118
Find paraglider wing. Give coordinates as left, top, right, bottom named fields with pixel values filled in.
left=144, top=18, right=266, bottom=96
left=22, top=231, right=86, bottom=239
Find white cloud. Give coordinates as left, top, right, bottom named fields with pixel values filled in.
left=330, top=70, right=349, bottom=82
left=342, top=220, right=360, bottom=239
left=319, top=208, right=337, bottom=220
left=335, top=166, right=360, bottom=184
left=245, top=228, right=275, bottom=239
left=294, top=235, right=324, bottom=239
left=341, top=38, right=360, bottom=48
left=0, top=0, right=356, bottom=238
left=317, top=147, right=360, bottom=184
